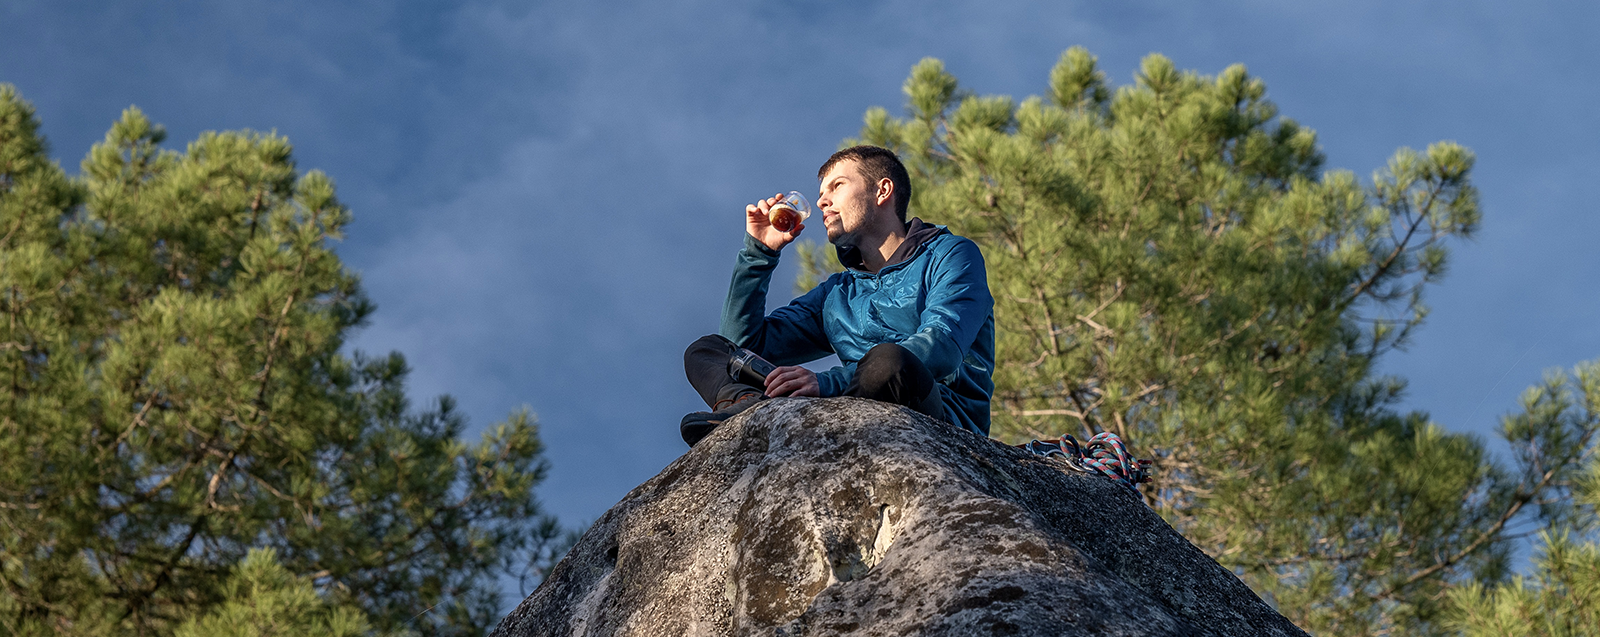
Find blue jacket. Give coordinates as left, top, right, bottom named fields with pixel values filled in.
left=720, top=219, right=996, bottom=435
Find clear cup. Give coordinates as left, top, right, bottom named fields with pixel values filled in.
left=768, top=191, right=812, bottom=233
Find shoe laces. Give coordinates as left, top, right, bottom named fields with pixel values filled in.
left=711, top=392, right=761, bottom=412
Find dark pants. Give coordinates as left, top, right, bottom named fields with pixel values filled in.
left=683, top=334, right=945, bottom=420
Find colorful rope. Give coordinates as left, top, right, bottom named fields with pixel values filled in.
left=1018, top=432, right=1152, bottom=492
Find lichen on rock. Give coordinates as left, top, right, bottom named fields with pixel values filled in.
left=492, top=398, right=1308, bottom=637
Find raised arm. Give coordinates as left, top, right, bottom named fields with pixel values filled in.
left=719, top=195, right=832, bottom=366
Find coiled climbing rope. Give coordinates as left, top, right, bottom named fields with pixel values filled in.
left=1018, top=432, right=1151, bottom=492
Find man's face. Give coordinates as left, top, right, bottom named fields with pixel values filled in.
left=816, top=160, right=879, bottom=246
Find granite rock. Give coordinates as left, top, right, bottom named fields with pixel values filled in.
left=492, top=398, right=1308, bottom=637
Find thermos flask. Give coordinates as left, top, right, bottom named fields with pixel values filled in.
left=728, top=348, right=777, bottom=389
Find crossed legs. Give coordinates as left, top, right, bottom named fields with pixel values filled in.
left=682, top=335, right=946, bottom=442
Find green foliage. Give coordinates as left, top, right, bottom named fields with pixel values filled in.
left=1446, top=365, right=1600, bottom=636
left=1049, top=46, right=1109, bottom=111
left=173, top=548, right=370, bottom=637
left=0, top=85, right=562, bottom=636
left=1446, top=531, right=1600, bottom=637
left=826, top=52, right=1595, bottom=634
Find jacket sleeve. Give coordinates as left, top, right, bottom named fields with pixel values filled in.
left=813, top=361, right=856, bottom=398
left=719, top=233, right=835, bottom=366
left=897, top=238, right=993, bottom=383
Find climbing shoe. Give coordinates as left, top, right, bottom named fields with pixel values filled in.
left=680, top=390, right=763, bottom=446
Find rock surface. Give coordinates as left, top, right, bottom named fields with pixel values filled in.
left=493, top=398, right=1308, bottom=636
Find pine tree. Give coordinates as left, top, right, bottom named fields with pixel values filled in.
left=0, top=85, right=561, bottom=636
left=1446, top=531, right=1600, bottom=636
left=1446, top=364, right=1600, bottom=636
left=172, top=548, right=370, bottom=637
left=806, top=50, right=1600, bottom=634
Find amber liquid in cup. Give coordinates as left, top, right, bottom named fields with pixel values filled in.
left=765, top=191, right=811, bottom=234
left=768, top=205, right=801, bottom=233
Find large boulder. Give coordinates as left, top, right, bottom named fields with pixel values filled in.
left=493, top=398, right=1308, bottom=636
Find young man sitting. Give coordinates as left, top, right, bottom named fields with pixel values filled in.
left=681, top=146, right=995, bottom=446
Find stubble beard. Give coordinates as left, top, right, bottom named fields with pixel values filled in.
left=826, top=223, right=848, bottom=246
left=825, top=191, right=873, bottom=248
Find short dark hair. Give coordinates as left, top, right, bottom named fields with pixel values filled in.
left=818, top=145, right=912, bottom=223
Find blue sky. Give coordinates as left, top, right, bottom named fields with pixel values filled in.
left=5, top=0, right=1598, bottom=575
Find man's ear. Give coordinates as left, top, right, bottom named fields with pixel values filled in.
left=876, top=178, right=894, bottom=207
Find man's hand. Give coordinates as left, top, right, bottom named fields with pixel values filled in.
left=765, top=365, right=820, bottom=397
left=747, top=193, right=806, bottom=252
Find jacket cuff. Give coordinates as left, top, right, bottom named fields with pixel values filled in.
left=743, top=232, right=781, bottom=259
left=816, top=365, right=853, bottom=397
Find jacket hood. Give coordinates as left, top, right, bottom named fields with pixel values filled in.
left=836, top=217, right=947, bottom=272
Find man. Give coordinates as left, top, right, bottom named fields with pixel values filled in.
left=680, top=146, right=995, bottom=446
